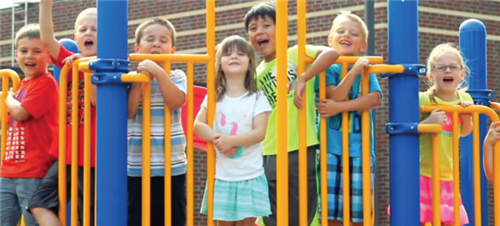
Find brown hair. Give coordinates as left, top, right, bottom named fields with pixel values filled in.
left=15, top=24, right=41, bottom=49
left=215, top=35, right=258, bottom=101
left=135, top=18, right=176, bottom=47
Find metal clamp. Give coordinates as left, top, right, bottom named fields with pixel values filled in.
left=467, top=89, right=494, bottom=106
left=92, top=72, right=126, bottom=85
left=386, top=122, right=419, bottom=135
left=88, top=58, right=130, bottom=73
left=380, top=64, right=427, bottom=78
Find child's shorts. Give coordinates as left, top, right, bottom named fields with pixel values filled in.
left=319, top=153, right=374, bottom=223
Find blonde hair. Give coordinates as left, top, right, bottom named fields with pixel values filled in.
left=215, top=35, right=258, bottom=101
left=330, top=11, right=369, bottom=43
left=135, top=18, right=177, bottom=47
left=15, top=24, right=41, bottom=49
left=74, top=8, right=97, bottom=30
left=426, top=43, right=470, bottom=102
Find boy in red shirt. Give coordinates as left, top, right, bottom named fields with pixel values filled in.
left=0, top=23, right=59, bottom=226
left=27, top=1, right=97, bottom=226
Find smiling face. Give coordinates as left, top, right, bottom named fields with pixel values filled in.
left=220, top=47, right=250, bottom=77
left=428, top=52, right=466, bottom=94
left=328, top=17, right=367, bottom=56
left=74, top=13, right=97, bottom=57
left=247, top=15, right=276, bottom=62
left=15, top=37, right=51, bottom=79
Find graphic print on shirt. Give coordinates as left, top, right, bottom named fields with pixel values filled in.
left=259, top=62, right=298, bottom=108
left=5, top=91, right=27, bottom=162
left=216, top=112, right=243, bottom=158
left=442, top=114, right=461, bottom=137
left=66, top=78, right=86, bottom=125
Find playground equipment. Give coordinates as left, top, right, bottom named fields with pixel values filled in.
left=1, top=0, right=500, bottom=226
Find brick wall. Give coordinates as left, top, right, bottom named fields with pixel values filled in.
left=1, top=1, right=499, bottom=225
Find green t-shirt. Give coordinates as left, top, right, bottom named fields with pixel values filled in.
left=419, top=90, right=473, bottom=181
left=256, top=44, right=321, bottom=155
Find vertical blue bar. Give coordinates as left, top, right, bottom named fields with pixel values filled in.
left=459, top=19, right=489, bottom=226
left=388, top=1, right=420, bottom=225
left=95, top=0, right=128, bottom=225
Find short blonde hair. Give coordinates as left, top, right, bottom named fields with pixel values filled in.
left=74, top=8, right=97, bottom=30
left=135, top=18, right=177, bottom=47
left=15, top=24, right=41, bottom=49
left=330, top=11, right=369, bottom=43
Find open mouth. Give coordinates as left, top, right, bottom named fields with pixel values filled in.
left=339, top=40, right=352, bottom=46
left=25, top=62, right=36, bottom=68
left=257, top=39, right=269, bottom=47
left=443, top=76, right=454, bottom=83
left=84, top=39, right=94, bottom=48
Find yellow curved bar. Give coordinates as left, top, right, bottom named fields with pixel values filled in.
left=121, top=74, right=152, bottom=83
left=366, top=65, right=405, bottom=74
left=276, top=1, right=289, bottom=225
left=186, top=62, right=195, bottom=226
left=163, top=63, right=172, bottom=226
left=129, top=54, right=210, bottom=63
left=472, top=113, right=482, bottom=226
left=296, top=1, right=308, bottom=225
left=420, top=105, right=500, bottom=122
left=452, top=112, right=460, bottom=226
left=361, top=69, right=371, bottom=226
left=58, top=65, right=69, bottom=226
left=341, top=62, right=350, bottom=226
left=142, top=82, right=152, bottom=226
left=418, top=124, right=442, bottom=226
left=489, top=102, right=500, bottom=113
left=0, top=69, right=21, bottom=165
left=71, top=62, right=79, bottom=226
left=83, top=72, right=92, bottom=226
left=206, top=1, right=216, bottom=226
left=78, top=62, right=92, bottom=73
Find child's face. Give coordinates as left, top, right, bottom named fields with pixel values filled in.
left=428, top=52, right=465, bottom=94
left=247, top=16, right=276, bottom=62
left=15, top=37, right=51, bottom=78
left=220, top=47, right=249, bottom=77
left=74, top=14, right=97, bottom=57
left=134, top=24, right=176, bottom=55
left=328, top=18, right=367, bottom=56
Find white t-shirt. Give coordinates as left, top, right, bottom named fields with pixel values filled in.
left=201, top=91, right=272, bottom=181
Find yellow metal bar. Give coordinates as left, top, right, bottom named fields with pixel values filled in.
left=58, top=65, right=69, bottom=226
left=296, top=1, right=308, bottom=225
left=142, top=82, right=152, bottom=226
left=206, top=1, right=216, bottom=226
left=164, top=62, right=172, bottom=226
left=129, top=54, right=210, bottom=63
left=361, top=69, right=371, bottom=226
left=0, top=69, right=21, bottom=165
left=121, top=74, right=152, bottom=83
left=276, top=1, right=289, bottom=225
left=472, top=113, right=482, bottom=226
left=186, top=62, right=195, bottom=226
left=366, top=65, right=405, bottom=74
left=496, top=141, right=500, bottom=226
left=421, top=105, right=499, bottom=121
left=319, top=71, right=328, bottom=226
left=452, top=112, right=460, bottom=226
left=417, top=124, right=443, bottom=134
left=489, top=102, right=500, bottom=113
left=341, top=62, right=350, bottom=226
left=71, top=63, right=79, bottom=226
left=83, top=72, right=91, bottom=226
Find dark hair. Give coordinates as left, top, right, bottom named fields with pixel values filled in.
left=243, top=2, right=276, bottom=31
left=135, top=18, right=176, bottom=46
left=215, top=35, right=258, bottom=101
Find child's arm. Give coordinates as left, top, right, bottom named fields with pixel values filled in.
left=213, top=112, right=270, bottom=152
left=138, top=60, right=185, bottom=110
left=5, top=91, right=30, bottom=121
left=318, top=91, right=381, bottom=118
left=483, top=121, right=500, bottom=183
left=194, top=107, right=221, bottom=142
left=327, top=57, right=369, bottom=101
left=459, top=101, right=474, bottom=137
left=128, top=83, right=142, bottom=119
left=420, top=109, right=446, bottom=125
left=39, top=0, right=61, bottom=59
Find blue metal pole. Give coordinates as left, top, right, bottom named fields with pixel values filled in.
left=388, top=1, right=420, bottom=225
left=94, top=0, right=129, bottom=225
left=459, top=19, right=491, bottom=226
left=53, top=39, right=78, bottom=84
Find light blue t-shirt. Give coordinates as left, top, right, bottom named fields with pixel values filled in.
left=315, top=64, right=382, bottom=158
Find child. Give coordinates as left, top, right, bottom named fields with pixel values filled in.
left=0, top=23, right=58, bottom=226
left=127, top=18, right=187, bottom=226
left=483, top=121, right=500, bottom=183
left=28, top=1, right=98, bottom=225
left=244, top=2, right=340, bottom=226
left=417, top=43, right=472, bottom=225
left=195, top=35, right=272, bottom=226
left=296, top=12, right=381, bottom=226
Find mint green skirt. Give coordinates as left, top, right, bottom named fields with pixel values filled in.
left=200, top=173, right=271, bottom=221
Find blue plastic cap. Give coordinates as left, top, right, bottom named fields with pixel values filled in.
left=459, top=19, right=486, bottom=33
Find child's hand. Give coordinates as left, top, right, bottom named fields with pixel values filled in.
left=351, top=57, right=369, bottom=74
left=137, top=60, right=162, bottom=80
left=427, top=108, right=447, bottom=125
left=317, top=99, right=342, bottom=118
left=294, top=77, right=307, bottom=109
left=459, top=101, right=474, bottom=121
left=213, top=134, right=235, bottom=153
left=485, top=121, right=500, bottom=147
left=222, top=147, right=239, bottom=157
left=62, top=53, right=82, bottom=66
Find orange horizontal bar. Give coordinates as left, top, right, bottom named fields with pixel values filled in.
left=78, top=62, right=92, bottom=73
left=421, top=105, right=500, bottom=122
left=129, top=54, right=210, bottom=63
left=121, top=74, right=152, bottom=83
left=418, top=124, right=443, bottom=134
left=366, top=65, right=405, bottom=74
left=305, top=56, right=384, bottom=64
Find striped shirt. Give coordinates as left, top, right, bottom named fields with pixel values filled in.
left=127, top=69, right=187, bottom=177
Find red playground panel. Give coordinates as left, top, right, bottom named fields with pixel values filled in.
left=181, top=85, right=208, bottom=150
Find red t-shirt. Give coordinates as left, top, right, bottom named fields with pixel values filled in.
left=51, top=45, right=96, bottom=167
left=0, top=73, right=58, bottom=178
